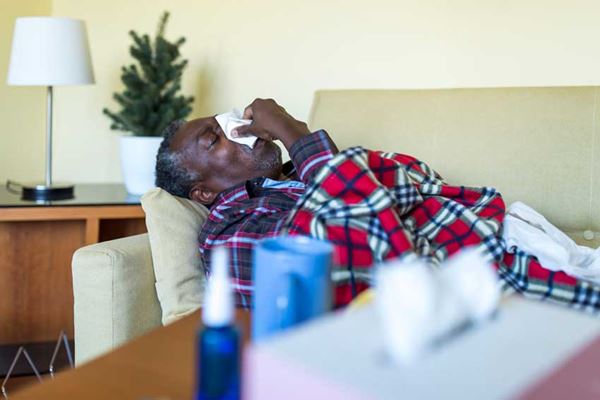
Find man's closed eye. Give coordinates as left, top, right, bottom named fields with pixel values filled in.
left=208, top=133, right=219, bottom=149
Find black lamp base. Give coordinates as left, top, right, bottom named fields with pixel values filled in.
left=21, top=183, right=74, bottom=201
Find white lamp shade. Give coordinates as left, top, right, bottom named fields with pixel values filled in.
left=7, top=17, right=95, bottom=86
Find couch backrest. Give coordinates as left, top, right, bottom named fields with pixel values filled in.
left=308, top=87, right=600, bottom=232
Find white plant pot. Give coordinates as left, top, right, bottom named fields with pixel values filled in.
left=119, top=135, right=163, bottom=195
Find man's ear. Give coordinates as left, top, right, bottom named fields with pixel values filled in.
left=189, top=183, right=218, bottom=205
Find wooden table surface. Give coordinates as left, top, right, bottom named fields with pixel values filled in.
left=11, top=310, right=251, bottom=399
left=0, top=184, right=146, bottom=346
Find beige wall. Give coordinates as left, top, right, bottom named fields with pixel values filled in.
left=4, top=0, right=600, bottom=182
left=0, top=0, right=51, bottom=183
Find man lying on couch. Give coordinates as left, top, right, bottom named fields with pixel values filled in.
left=155, top=98, right=600, bottom=312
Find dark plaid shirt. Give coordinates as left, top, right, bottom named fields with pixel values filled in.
left=199, top=130, right=338, bottom=307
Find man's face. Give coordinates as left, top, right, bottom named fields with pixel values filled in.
left=170, top=116, right=282, bottom=203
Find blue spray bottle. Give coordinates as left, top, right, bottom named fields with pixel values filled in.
left=196, top=247, right=240, bottom=400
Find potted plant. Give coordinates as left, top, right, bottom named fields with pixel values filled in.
left=103, top=12, right=194, bottom=195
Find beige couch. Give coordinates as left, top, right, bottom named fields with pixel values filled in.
left=72, top=86, right=600, bottom=364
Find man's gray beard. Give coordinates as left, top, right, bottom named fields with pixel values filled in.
left=255, top=144, right=282, bottom=172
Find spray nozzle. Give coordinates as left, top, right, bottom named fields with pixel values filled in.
left=202, top=246, right=234, bottom=327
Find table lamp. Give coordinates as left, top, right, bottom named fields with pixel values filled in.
left=7, top=17, right=95, bottom=201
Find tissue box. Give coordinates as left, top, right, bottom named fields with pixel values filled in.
left=243, top=298, right=600, bottom=400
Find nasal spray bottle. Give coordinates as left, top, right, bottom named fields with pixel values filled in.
left=196, top=247, right=240, bottom=400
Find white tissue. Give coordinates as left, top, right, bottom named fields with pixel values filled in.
left=215, top=109, right=257, bottom=148
left=376, top=259, right=436, bottom=364
left=375, top=248, right=500, bottom=365
left=503, top=201, right=600, bottom=284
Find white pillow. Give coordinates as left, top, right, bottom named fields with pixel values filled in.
left=141, top=187, right=209, bottom=325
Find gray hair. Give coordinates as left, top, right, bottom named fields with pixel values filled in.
left=155, top=119, right=200, bottom=198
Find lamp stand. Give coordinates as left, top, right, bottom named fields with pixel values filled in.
left=19, top=86, right=74, bottom=201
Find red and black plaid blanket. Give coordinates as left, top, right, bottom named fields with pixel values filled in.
left=284, top=147, right=600, bottom=313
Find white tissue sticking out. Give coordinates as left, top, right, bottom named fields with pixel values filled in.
left=215, top=109, right=257, bottom=148
left=376, top=259, right=435, bottom=364
left=437, top=249, right=500, bottom=322
left=375, top=248, right=500, bottom=366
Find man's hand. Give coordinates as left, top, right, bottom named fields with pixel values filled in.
left=231, top=98, right=311, bottom=149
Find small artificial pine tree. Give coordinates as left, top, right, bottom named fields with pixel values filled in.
left=103, top=12, right=194, bottom=137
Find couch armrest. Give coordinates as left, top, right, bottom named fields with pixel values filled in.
left=72, top=233, right=162, bottom=365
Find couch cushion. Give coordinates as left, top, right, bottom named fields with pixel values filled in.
left=142, top=187, right=209, bottom=325
left=308, top=87, right=600, bottom=233
left=72, top=233, right=161, bottom=364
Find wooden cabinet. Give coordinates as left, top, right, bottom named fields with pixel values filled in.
left=0, top=184, right=146, bottom=345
